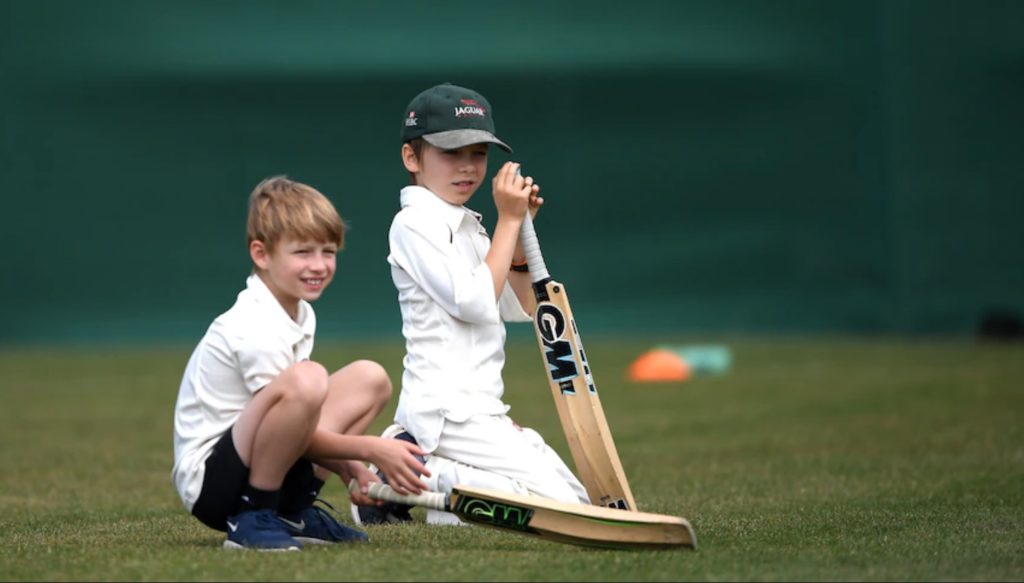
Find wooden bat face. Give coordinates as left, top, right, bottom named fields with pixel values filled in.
left=532, top=280, right=637, bottom=511
left=354, top=480, right=696, bottom=550
left=535, top=288, right=594, bottom=393
left=452, top=485, right=696, bottom=550
left=451, top=490, right=535, bottom=532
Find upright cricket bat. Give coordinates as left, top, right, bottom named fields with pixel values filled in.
left=518, top=211, right=637, bottom=510
left=349, top=480, right=696, bottom=550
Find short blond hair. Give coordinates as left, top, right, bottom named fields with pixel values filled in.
left=246, top=176, right=345, bottom=252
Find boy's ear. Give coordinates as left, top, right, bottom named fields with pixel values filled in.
left=249, top=240, right=270, bottom=271
left=401, top=143, right=421, bottom=174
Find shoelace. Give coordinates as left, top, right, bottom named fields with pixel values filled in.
left=313, top=498, right=337, bottom=512
left=304, top=499, right=343, bottom=530
left=277, top=499, right=337, bottom=532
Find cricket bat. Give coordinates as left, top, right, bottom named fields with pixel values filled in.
left=518, top=210, right=638, bottom=511
left=348, top=480, right=696, bottom=550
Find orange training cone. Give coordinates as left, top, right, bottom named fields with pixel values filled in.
left=628, top=349, right=692, bottom=382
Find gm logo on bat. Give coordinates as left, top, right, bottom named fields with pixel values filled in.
left=536, top=303, right=580, bottom=388
left=455, top=495, right=534, bottom=532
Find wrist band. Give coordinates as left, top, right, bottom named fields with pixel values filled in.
left=510, top=262, right=529, bottom=272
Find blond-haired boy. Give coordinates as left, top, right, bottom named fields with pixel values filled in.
left=172, top=176, right=429, bottom=550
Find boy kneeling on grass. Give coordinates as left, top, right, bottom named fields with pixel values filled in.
left=171, top=176, right=429, bottom=551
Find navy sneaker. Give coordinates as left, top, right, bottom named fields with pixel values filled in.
left=350, top=424, right=422, bottom=526
left=279, top=501, right=369, bottom=544
left=223, top=508, right=301, bottom=551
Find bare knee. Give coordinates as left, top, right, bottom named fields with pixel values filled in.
left=286, top=360, right=329, bottom=408
left=351, top=359, right=392, bottom=404
left=232, top=361, right=328, bottom=466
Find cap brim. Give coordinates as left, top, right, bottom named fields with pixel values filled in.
left=423, top=129, right=512, bottom=153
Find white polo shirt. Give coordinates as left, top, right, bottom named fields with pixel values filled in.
left=171, top=274, right=316, bottom=511
left=387, top=185, right=531, bottom=453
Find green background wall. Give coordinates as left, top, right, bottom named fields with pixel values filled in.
left=2, top=0, right=1022, bottom=344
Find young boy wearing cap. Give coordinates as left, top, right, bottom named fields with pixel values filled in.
left=172, top=176, right=429, bottom=550
left=353, top=83, right=589, bottom=526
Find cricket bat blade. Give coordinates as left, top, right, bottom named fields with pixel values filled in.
left=349, top=480, right=696, bottom=550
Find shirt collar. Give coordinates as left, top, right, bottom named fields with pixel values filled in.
left=244, top=273, right=315, bottom=343
left=400, top=185, right=483, bottom=233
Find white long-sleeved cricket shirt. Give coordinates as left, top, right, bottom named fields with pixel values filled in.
left=387, top=185, right=531, bottom=453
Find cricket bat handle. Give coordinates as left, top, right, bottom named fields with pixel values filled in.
left=520, top=205, right=550, bottom=283
left=348, top=479, right=448, bottom=511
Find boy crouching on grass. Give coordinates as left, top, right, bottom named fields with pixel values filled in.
left=172, top=176, right=429, bottom=551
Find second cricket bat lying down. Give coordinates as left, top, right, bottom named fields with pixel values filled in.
left=348, top=480, right=696, bottom=550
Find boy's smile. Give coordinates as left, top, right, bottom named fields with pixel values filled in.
left=251, top=237, right=337, bottom=320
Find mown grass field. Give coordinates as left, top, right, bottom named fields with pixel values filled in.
left=1, top=336, right=1022, bottom=581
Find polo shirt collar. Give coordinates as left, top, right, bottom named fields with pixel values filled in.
left=245, top=274, right=314, bottom=343
left=400, top=185, right=482, bottom=233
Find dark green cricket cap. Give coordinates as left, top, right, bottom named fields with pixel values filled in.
left=401, top=82, right=512, bottom=153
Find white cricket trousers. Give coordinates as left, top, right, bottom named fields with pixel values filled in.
left=422, top=414, right=590, bottom=524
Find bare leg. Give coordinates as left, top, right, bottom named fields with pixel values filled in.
left=232, top=361, right=329, bottom=491
left=322, top=360, right=392, bottom=435
left=312, top=360, right=393, bottom=480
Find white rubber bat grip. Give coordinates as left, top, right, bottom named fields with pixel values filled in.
left=520, top=212, right=550, bottom=283
left=349, top=479, right=447, bottom=511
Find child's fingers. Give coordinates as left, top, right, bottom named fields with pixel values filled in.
left=516, top=173, right=538, bottom=196
left=492, top=163, right=514, bottom=194
left=499, top=161, right=519, bottom=186
left=350, top=475, right=383, bottom=506
left=408, top=457, right=429, bottom=478
left=507, top=163, right=527, bottom=190
left=383, top=457, right=428, bottom=493
left=495, top=163, right=531, bottom=205
left=390, top=470, right=426, bottom=494
left=349, top=490, right=377, bottom=506
left=400, top=442, right=431, bottom=477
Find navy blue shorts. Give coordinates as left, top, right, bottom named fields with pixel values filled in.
left=190, top=428, right=315, bottom=532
